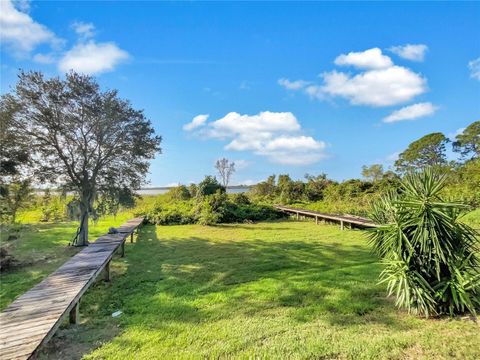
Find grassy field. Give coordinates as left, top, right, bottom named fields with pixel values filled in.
left=2, top=218, right=477, bottom=359
left=0, top=211, right=134, bottom=310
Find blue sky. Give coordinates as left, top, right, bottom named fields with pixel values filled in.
left=1, top=1, right=479, bottom=186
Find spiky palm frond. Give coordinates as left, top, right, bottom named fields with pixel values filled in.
left=369, top=168, right=479, bottom=317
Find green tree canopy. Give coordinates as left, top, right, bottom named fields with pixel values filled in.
left=197, top=176, right=225, bottom=196
left=453, top=121, right=480, bottom=160
left=361, top=164, right=384, bottom=182
left=4, top=71, right=161, bottom=245
left=0, top=94, right=30, bottom=178
left=395, top=132, right=449, bottom=172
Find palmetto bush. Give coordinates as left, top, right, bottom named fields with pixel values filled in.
left=369, top=168, right=480, bottom=317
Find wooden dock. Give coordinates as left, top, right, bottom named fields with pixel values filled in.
left=274, top=205, right=378, bottom=229
left=0, top=217, right=144, bottom=360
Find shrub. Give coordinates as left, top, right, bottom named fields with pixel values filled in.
left=41, top=194, right=66, bottom=222
left=144, top=191, right=285, bottom=226
left=197, top=176, right=225, bottom=196
left=166, top=185, right=191, bottom=201
left=146, top=200, right=196, bottom=225
left=369, top=168, right=480, bottom=317
left=197, top=202, right=220, bottom=225
left=231, top=193, right=251, bottom=206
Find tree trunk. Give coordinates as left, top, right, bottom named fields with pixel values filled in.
left=75, top=189, right=93, bottom=246
left=76, top=200, right=89, bottom=246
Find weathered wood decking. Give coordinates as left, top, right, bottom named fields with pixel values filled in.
left=0, top=217, right=144, bottom=360
left=274, top=205, right=378, bottom=229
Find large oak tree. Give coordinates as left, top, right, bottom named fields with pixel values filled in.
left=4, top=71, right=161, bottom=245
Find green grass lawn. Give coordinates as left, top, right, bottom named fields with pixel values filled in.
left=0, top=212, right=134, bottom=310
left=2, top=220, right=473, bottom=359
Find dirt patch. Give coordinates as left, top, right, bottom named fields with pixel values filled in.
left=0, top=247, right=17, bottom=272
left=38, top=321, right=122, bottom=359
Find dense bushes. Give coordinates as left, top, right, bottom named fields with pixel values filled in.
left=249, top=157, right=479, bottom=217
left=250, top=173, right=400, bottom=216
left=144, top=195, right=285, bottom=226
left=442, top=158, right=480, bottom=207
left=143, top=183, right=285, bottom=226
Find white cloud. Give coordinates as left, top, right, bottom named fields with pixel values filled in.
left=468, top=57, right=480, bottom=81
left=58, top=41, right=129, bottom=75
left=389, top=44, right=428, bottom=62
left=13, top=0, right=30, bottom=12
left=183, top=114, right=209, bottom=131
left=71, top=21, right=95, bottom=39
left=33, top=52, right=56, bottom=64
left=316, top=66, right=427, bottom=107
left=188, top=111, right=327, bottom=166
left=0, top=1, right=129, bottom=76
left=280, top=47, right=428, bottom=107
left=0, top=0, right=61, bottom=56
left=263, top=136, right=323, bottom=151
left=209, top=111, right=301, bottom=139
left=278, top=78, right=310, bottom=90
left=233, top=159, right=249, bottom=170
left=334, top=48, right=393, bottom=69
left=383, top=102, right=438, bottom=123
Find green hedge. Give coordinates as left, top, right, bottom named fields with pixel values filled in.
left=143, top=192, right=285, bottom=225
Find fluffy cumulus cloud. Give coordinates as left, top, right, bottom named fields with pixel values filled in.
left=383, top=102, right=438, bottom=123
left=334, top=48, right=393, bottom=69
left=57, top=21, right=129, bottom=75
left=0, top=0, right=61, bottom=56
left=184, top=111, right=327, bottom=165
left=0, top=1, right=128, bottom=75
left=389, top=44, right=428, bottom=61
left=183, top=114, right=209, bottom=131
left=279, top=47, right=428, bottom=107
left=58, top=41, right=129, bottom=75
left=469, top=57, right=480, bottom=81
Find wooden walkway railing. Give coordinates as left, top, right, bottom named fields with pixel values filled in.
left=0, top=217, right=144, bottom=360
left=274, top=205, right=378, bottom=229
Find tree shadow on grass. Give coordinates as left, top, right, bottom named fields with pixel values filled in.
left=41, top=223, right=410, bottom=358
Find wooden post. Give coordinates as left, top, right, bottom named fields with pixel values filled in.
left=104, top=261, right=110, bottom=282
left=340, top=220, right=344, bottom=231
left=120, top=241, right=125, bottom=257
left=69, top=302, right=79, bottom=324
left=296, top=212, right=299, bottom=220
left=315, top=216, right=318, bottom=225
left=130, top=232, right=134, bottom=243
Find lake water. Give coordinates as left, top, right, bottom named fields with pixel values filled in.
left=137, top=187, right=250, bottom=195
left=35, top=186, right=251, bottom=196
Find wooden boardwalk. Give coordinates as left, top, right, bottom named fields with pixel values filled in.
left=0, top=217, right=144, bottom=360
left=274, top=205, right=378, bottom=229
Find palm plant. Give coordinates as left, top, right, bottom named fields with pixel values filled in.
left=369, top=168, right=479, bottom=317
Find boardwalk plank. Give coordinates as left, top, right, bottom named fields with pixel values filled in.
left=0, top=217, right=144, bottom=360
left=274, top=205, right=378, bottom=228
